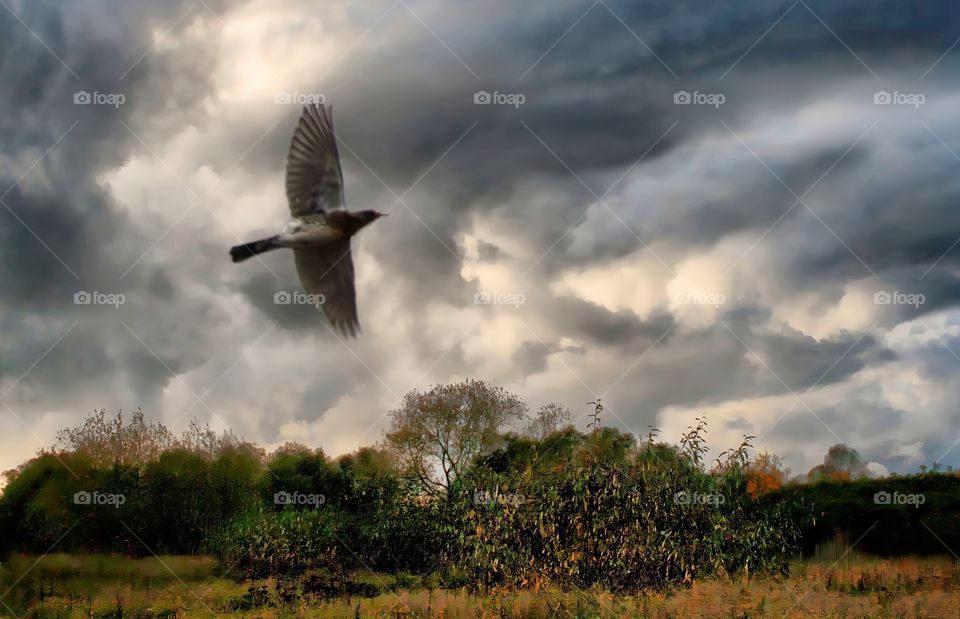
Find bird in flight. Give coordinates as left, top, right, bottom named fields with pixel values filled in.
left=230, top=104, right=386, bottom=337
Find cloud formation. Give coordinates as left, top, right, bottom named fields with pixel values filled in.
left=2, top=0, right=960, bottom=475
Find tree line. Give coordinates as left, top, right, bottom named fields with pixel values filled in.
left=1, top=380, right=957, bottom=593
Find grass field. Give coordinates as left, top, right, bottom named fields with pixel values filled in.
left=1, top=553, right=959, bottom=618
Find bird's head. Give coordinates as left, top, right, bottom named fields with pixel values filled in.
left=356, top=210, right=388, bottom=227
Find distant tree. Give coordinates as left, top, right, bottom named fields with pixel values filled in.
left=337, top=446, right=397, bottom=479
left=807, top=443, right=869, bottom=482
left=261, top=444, right=343, bottom=508
left=272, top=441, right=315, bottom=458
left=745, top=451, right=790, bottom=497
left=50, top=410, right=261, bottom=468
left=524, top=402, right=573, bottom=439
left=384, top=380, right=527, bottom=496
left=175, top=419, right=257, bottom=460
left=576, top=426, right=636, bottom=466
left=51, top=409, right=174, bottom=469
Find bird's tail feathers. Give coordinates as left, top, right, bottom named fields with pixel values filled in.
left=230, top=236, right=279, bottom=262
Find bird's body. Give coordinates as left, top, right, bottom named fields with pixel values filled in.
left=230, top=104, right=385, bottom=337
left=280, top=216, right=344, bottom=247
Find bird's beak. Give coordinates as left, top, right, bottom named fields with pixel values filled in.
left=375, top=211, right=388, bottom=218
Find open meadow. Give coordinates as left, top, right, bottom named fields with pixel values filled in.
left=2, top=553, right=959, bottom=618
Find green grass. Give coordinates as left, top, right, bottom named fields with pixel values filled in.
left=1, top=554, right=958, bottom=618
left=0, top=554, right=234, bottom=618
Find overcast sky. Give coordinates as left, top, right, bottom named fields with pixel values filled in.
left=2, top=0, right=960, bottom=476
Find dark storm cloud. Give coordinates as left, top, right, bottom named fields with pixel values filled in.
left=751, top=328, right=891, bottom=392
left=545, top=298, right=676, bottom=348
left=599, top=316, right=890, bottom=421
left=902, top=331, right=960, bottom=383
left=4, top=0, right=960, bottom=475
left=241, top=272, right=320, bottom=330
left=476, top=240, right=500, bottom=262
left=764, top=399, right=908, bottom=462
left=725, top=416, right=753, bottom=432
left=512, top=341, right=551, bottom=377
left=770, top=126, right=960, bottom=287
left=309, top=0, right=960, bottom=191
left=0, top=0, right=242, bottom=408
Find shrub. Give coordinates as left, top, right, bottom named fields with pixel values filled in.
left=210, top=506, right=347, bottom=577
left=443, top=428, right=805, bottom=591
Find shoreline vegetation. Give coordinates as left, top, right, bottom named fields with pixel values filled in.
left=2, top=382, right=958, bottom=617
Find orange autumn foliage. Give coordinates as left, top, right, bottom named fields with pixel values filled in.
left=745, top=451, right=789, bottom=497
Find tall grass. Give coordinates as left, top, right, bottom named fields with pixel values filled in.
left=3, top=554, right=959, bottom=618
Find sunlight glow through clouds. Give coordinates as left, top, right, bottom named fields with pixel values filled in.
left=214, top=0, right=333, bottom=103
left=771, top=279, right=879, bottom=339
left=550, top=251, right=668, bottom=318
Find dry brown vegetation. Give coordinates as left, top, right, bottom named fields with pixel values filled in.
left=4, top=554, right=959, bottom=618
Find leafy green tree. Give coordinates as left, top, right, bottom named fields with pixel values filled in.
left=385, top=380, right=527, bottom=496
left=261, top=443, right=344, bottom=509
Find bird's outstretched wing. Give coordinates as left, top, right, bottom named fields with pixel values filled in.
left=294, top=240, right=359, bottom=337
left=286, top=104, right=345, bottom=216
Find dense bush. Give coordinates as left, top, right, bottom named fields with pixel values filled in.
left=210, top=505, right=347, bottom=578
left=212, top=445, right=443, bottom=576
left=445, top=427, right=805, bottom=591
left=0, top=445, right=263, bottom=555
